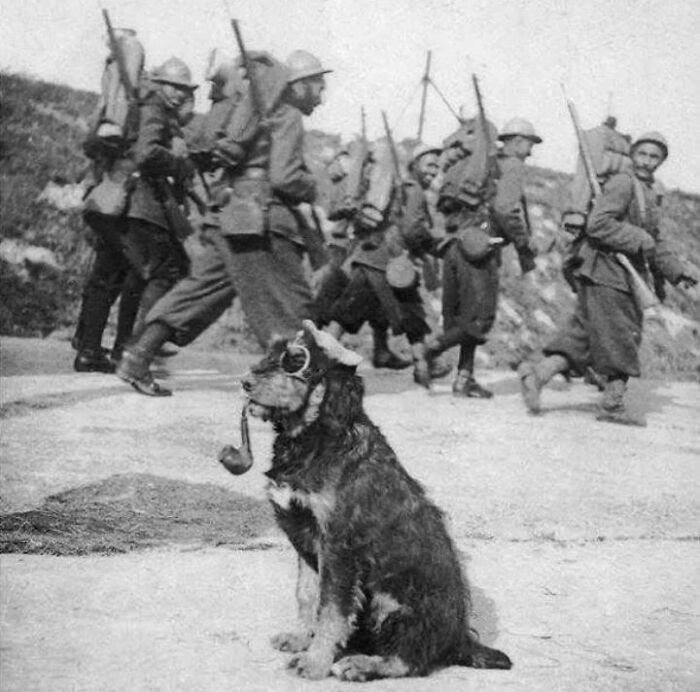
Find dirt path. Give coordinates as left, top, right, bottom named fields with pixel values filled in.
left=1, top=337, right=699, bottom=691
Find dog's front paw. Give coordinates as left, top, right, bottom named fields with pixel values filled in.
left=288, top=651, right=333, bottom=680
left=270, top=630, right=312, bottom=653
left=331, top=654, right=378, bottom=682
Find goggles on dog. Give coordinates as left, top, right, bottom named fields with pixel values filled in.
left=280, top=344, right=312, bottom=380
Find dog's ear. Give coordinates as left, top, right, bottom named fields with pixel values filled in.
left=302, top=320, right=363, bottom=368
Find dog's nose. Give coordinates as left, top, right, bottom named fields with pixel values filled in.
left=241, top=373, right=253, bottom=392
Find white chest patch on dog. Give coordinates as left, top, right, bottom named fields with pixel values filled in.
left=266, top=480, right=335, bottom=528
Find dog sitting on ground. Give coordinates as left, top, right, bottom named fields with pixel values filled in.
left=234, top=320, right=511, bottom=681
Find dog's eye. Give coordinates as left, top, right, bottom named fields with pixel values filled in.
left=280, top=345, right=311, bottom=376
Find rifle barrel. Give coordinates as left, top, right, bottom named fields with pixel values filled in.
left=102, top=9, right=135, bottom=98
left=230, top=19, right=264, bottom=118
left=381, top=110, right=405, bottom=210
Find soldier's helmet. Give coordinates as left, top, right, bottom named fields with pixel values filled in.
left=498, top=117, right=542, bottom=143
left=410, top=143, right=442, bottom=163
left=151, top=57, right=198, bottom=90
left=285, top=50, right=332, bottom=83
left=631, top=131, right=668, bottom=160
left=204, top=48, right=236, bottom=84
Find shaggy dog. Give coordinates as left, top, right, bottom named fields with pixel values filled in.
left=232, top=320, right=511, bottom=681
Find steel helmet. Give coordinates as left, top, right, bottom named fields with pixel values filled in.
left=410, top=142, right=442, bottom=163
left=204, top=48, right=236, bottom=83
left=498, top=117, right=542, bottom=143
left=285, top=50, right=332, bottom=83
left=631, top=131, right=668, bottom=160
left=151, top=57, right=198, bottom=90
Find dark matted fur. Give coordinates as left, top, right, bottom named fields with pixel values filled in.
left=240, top=324, right=511, bottom=681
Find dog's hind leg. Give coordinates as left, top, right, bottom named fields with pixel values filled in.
left=331, top=654, right=411, bottom=682
left=271, top=556, right=319, bottom=653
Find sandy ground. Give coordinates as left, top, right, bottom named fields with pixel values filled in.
left=1, top=336, right=699, bottom=691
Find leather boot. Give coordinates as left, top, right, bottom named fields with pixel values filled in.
left=596, top=378, right=646, bottom=427
left=74, top=348, right=116, bottom=373
left=452, top=370, right=493, bottom=398
left=411, top=343, right=432, bottom=390
left=116, top=350, right=172, bottom=397
left=518, top=354, right=568, bottom=414
left=373, top=349, right=412, bottom=370
left=115, top=322, right=173, bottom=397
left=428, top=354, right=452, bottom=380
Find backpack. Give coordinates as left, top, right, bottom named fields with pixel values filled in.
left=85, top=28, right=144, bottom=159
left=437, top=117, right=499, bottom=213
left=565, top=122, right=631, bottom=224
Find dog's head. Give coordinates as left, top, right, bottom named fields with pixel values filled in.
left=241, top=320, right=364, bottom=436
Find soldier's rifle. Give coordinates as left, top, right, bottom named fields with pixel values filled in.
left=102, top=9, right=137, bottom=101
left=228, top=19, right=265, bottom=123
left=344, top=107, right=369, bottom=207
left=471, top=75, right=505, bottom=250
left=417, top=51, right=432, bottom=140
left=562, top=87, right=657, bottom=309
left=471, top=74, right=499, bottom=193
left=381, top=110, right=406, bottom=216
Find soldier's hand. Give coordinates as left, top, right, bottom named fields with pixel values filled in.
left=171, top=136, right=189, bottom=160
left=358, top=204, right=383, bottom=231
left=679, top=273, right=698, bottom=289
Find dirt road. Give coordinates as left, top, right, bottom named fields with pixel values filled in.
left=1, top=337, right=699, bottom=691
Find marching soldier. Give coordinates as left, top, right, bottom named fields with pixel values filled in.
left=323, top=142, right=450, bottom=387
left=118, top=56, right=198, bottom=350
left=116, top=49, right=330, bottom=396
left=423, top=117, right=541, bottom=397
left=518, top=132, right=697, bottom=426
left=315, top=143, right=412, bottom=370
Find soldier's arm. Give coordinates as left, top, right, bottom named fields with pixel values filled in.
left=586, top=173, right=654, bottom=254
left=267, top=106, right=316, bottom=203
left=212, top=95, right=261, bottom=169
left=652, top=226, right=685, bottom=285
left=133, top=101, right=179, bottom=177
left=401, top=184, right=434, bottom=256
left=492, top=163, right=530, bottom=250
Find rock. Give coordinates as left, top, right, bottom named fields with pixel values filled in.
left=37, top=181, right=85, bottom=211
left=0, top=239, right=62, bottom=277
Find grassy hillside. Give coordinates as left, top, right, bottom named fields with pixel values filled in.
left=1, top=72, right=698, bottom=379
left=0, top=73, right=97, bottom=335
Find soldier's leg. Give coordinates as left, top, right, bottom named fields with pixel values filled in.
left=120, top=219, right=189, bottom=341
left=393, top=284, right=451, bottom=386
left=517, top=282, right=593, bottom=414
left=73, top=214, right=129, bottom=372
left=370, top=323, right=411, bottom=370
left=111, top=268, right=144, bottom=362
left=228, top=234, right=315, bottom=348
left=452, top=339, right=493, bottom=399
left=585, top=284, right=646, bottom=426
left=116, top=234, right=238, bottom=397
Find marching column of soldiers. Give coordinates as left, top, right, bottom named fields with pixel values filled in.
left=73, top=21, right=697, bottom=427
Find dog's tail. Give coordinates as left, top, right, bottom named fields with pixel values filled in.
left=457, top=632, right=512, bottom=670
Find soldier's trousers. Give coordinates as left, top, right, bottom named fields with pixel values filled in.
left=328, top=265, right=429, bottom=344
left=146, top=229, right=315, bottom=349
left=74, top=211, right=135, bottom=353
left=120, top=218, right=190, bottom=339
left=544, top=278, right=643, bottom=378
left=440, top=241, right=499, bottom=348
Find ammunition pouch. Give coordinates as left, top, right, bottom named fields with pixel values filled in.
left=82, top=161, right=137, bottom=217
left=386, top=252, right=418, bottom=290
left=217, top=175, right=271, bottom=238
left=457, top=221, right=493, bottom=262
